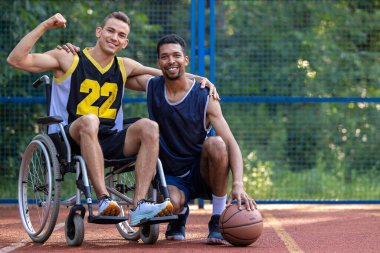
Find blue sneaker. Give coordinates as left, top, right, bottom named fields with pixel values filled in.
left=98, top=196, right=120, bottom=216
left=207, top=215, right=228, bottom=245
left=165, top=205, right=189, bottom=241
left=129, top=199, right=173, bottom=226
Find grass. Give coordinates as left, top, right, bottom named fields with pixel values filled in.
left=243, top=167, right=380, bottom=200
left=2, top=163, right=380, bottom=201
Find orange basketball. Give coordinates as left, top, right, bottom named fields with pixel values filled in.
left=219, top=204, right=263, bottom=246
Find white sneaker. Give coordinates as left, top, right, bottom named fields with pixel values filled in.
left=98, top=196, right=121, bottom=216
left=130, top=199, right=173, bottom=226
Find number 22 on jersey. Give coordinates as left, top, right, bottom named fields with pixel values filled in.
left=76, top=79, right=118, bottom=119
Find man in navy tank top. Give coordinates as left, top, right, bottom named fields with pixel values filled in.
left=125, top=34, right=257, bottom=245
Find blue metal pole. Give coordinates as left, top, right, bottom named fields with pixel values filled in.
left=198, top=0, right=205, bottom=77
left=190, top=0, right=196, bottom=74
left=209, top=0, right=215, bottom=83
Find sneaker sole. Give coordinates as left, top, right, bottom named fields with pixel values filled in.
left=207, top=237, right=229, bottom=245
left=130, top=201, right=174, bottom=226
left=165, top=234, right=185, bottom=241
left=156, top=201, right=174, bottom=217
left=99, top=201, right=121, bottom=216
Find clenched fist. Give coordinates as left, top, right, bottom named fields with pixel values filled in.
left=43, top=13, right=67, bottom=30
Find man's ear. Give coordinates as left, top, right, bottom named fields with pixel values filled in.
left=185, top=55, right=189, bottom=66
left=122, top=39, right=129, bottom=49
left=95, top=27, right=102, bottom=38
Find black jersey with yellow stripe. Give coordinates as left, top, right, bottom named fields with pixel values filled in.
left=65, top=48, right=126, bottom=132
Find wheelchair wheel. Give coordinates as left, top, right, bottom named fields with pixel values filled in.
left=65, top=214, right=84, bottom=246
left=139, top=185, right=160, bottom=244
left=140, top=224, right=159, bottom=244
left=18, top=134, right=61, bottom=243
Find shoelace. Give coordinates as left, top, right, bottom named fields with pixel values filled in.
left=132, top=199, right=154, bottom=211
left=99, top=196, right=111, bottom=206
left=137, top=199, right=154, bottom=205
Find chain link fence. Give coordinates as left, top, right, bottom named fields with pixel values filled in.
left=1, top=0, right=380, bottom=201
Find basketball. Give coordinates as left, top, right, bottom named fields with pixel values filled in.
left=219, top=204, right=263, bottom=246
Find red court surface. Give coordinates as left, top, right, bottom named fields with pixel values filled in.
left=1, top=204, right=379, bottom=253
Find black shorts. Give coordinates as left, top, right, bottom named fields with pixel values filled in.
left=64, top=124, right=129, bottom=160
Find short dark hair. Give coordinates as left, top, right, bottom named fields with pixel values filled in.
left=156, top=34, right=187, bottom=58
left=101, top=11, right=130, bottom=27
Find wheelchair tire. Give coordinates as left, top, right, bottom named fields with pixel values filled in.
left=18, top=134, right=62, bottom=243
left=139, top=224, right=159, bottom=244
left=116, top=207, right=140, bottom=241
left=139, top=185, right=159, bottom=244
left=65, top=213, right=85, bottom=246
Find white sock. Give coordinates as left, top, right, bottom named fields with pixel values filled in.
left=212, top=194, right=227, bottom=216
left=179, top=206, right=187, bottom=215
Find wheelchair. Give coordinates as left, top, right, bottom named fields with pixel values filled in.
left=18, top=75, right=176, bottom=246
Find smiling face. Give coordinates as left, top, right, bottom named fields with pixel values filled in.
left=96, top=17, right=130, bottom=55
left=157, top=43, right=189, bottom=80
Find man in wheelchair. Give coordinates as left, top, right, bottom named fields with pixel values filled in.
left=7, top=12, right=177, bottom=225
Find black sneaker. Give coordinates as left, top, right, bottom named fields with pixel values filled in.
left=207, top=215, right=228, bottom=245
left=165, top=205, right=189, bottom=241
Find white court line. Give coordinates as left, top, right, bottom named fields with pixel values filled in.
left=265, top=213, right=304, bottom=253
left=0, top=222, right=65, bottom=253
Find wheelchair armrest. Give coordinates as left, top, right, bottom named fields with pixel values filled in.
left=33, top=75, right=50, bottom=88
left=37, top=116, right=63, bottom=125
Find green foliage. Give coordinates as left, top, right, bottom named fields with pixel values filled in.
left=2, top=0, right=380, bottom=200
left=243, top=151, right=273, bottom=199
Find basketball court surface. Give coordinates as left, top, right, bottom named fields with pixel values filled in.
left=1, top=203, right=379, bottom=252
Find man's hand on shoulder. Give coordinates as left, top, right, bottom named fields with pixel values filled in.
left=57, top=43, right=80, bottom=55
left=198, top=77, right=220, bottom=101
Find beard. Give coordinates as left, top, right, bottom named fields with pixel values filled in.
left=163, top=71, right=182, bottom=80
left=166, top=74, right=181, bottom=80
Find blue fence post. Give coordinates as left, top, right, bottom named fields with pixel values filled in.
left=190, top=0, right=215, bottom=209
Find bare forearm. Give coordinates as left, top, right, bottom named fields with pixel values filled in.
left=228, top=141, right=245, bottom=186
left=129, top=65, right=162, bottom=77
left=185, top=72, right=202, bottom=81
left=7, top=23, right=48, bottom=67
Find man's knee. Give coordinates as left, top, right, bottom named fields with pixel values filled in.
left=70, top=114, right=99, bottom=142
left=167, top=185, right=185, bottom=213
left=204, top=136, right=227, bottom=158
left=171, top=199, right=183, bottom=214
left=135, top=118, right=159, bottom=142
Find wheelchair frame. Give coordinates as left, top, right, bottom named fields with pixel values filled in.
left=18, top=75, right=176, bottom=246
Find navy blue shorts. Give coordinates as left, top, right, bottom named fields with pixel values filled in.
left=165, top=158, right=212, bottom=204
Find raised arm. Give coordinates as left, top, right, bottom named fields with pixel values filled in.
left=7, top=13, right=68, bottom=72
left=206, top=99, right=256, bottom=210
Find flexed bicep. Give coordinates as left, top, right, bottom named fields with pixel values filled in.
left=8, top=49, right=61, bottom=73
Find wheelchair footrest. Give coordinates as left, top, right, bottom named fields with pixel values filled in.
left=135, top=215, right=178, bottom=227
left=88, top=215, right=128, bottom=224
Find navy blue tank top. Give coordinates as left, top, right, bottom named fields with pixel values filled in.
left=147, top=76, right=210, bottom=176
